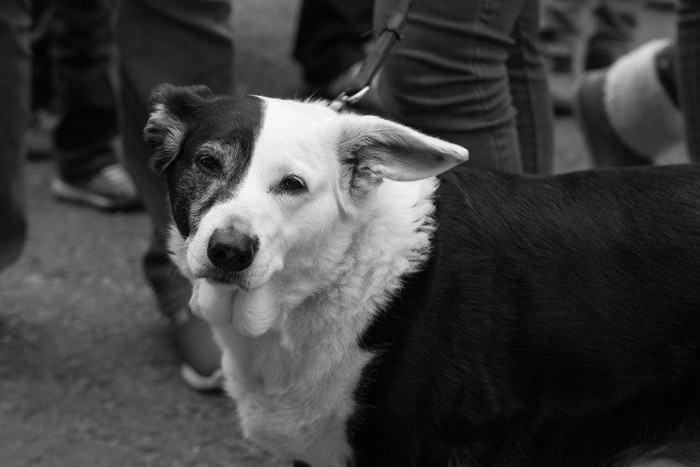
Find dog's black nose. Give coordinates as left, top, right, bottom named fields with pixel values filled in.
left=207, top=228, right=258, bottom=272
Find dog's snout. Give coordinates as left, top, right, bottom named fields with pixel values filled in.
left=207, top=228, right=258, bottom=272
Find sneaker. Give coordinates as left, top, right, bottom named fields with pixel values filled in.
left=573, top=70, right=649, bottom=168
left=172, top=307, right=224, bottom=392
left=51, top=163, right=142, bottom=211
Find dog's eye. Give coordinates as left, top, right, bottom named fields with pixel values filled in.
left=196, top=154, right=221, bottom=174
left=278, top=175, right=307, bottom=193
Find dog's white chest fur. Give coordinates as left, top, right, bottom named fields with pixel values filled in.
left=213, top=308, right=372, bottom=466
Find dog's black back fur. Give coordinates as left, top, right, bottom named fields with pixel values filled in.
left=348, top=165, right=700, bottom=466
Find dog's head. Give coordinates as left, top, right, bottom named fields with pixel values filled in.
left=144, top=84, right=468, bottom=292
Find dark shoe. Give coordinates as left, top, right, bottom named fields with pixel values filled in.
left=573, top=70, right=649, bottom=168
left=51, top=163, right=142, bottom=211
left=172, top=307, right=224, bottom=392
left=26, top=109, right=58, bottom=160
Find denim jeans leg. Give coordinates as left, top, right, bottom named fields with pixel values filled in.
left=508, top=0, right=554, bottom=174
left=540, top=0, right=591, bottom=41
left=677, top=0, right=700, bottom=161
left=587, top=0, right=640, bottom=67
left=0, top=0, right=31, bottom=271
left=540, top=0, right=639, bottom=70
left=52, top=0, right=118, bottom=181
left=115, top=0, right=235, bottom=318
left=294, top=0, right=374, bottom=85
left=374, top=0, right=542, bottom=173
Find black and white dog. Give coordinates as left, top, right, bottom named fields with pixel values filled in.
left=145, top=84, right=700, bottom=467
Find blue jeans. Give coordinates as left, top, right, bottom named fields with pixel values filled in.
left=116, top=0, right=235, bottom=318
left=374, top=0, right=553, bottom=174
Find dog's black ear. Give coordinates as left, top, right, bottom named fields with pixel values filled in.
left=144, top=84, right=215, bottom=174
left=337, top=114, right=468, bottom=195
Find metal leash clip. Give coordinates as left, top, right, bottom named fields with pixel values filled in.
left=328, top=86, right=370, bottom=112
left=328, top=0, right=415, bottom=112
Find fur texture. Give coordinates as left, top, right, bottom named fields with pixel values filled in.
left=146, top=85, right=700, bottom=467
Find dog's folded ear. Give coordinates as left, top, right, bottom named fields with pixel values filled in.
left=144, top=84, right=215, bottom=174
left=337, top=114, right=469, bottom=193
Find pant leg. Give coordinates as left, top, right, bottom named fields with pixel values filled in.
left=374, top=0, right=538, bottom=173
left=293, top=0, right=374, bottom=85
left=115, top=0, right=235, bottom=318
left=52, top=0, right=118, bottom=180
left=540, top=0, right=592, bottom=41
left=540, top=0, right=639, bottom=70
left=508, top=0, right=554, bottom=174
left=0, top=0, right=31, bottom=271
left=677, top=0, right=700, bottom=162
left=587, top=0, right=640, bottom=69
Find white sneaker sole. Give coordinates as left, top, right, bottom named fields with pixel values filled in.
left=180, top=364, right=224, bottom=392
left=50, top=177, right=137, bottom=211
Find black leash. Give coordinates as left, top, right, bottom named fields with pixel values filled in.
left=328, top=0, right=415, bottom=112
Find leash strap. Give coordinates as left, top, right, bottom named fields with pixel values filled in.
left=328, top=0, right=415, bottom=111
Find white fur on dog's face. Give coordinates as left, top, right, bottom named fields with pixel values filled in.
left=186, top=99, right=346, bottom=291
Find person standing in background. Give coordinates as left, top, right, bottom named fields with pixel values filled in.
left=373, top=0, right=554, bottom=175
left=0, top=0, right=233, bottom=391
left=115, top=0, right=235, bottom=391
left=30, top=0, right=140, bottom=211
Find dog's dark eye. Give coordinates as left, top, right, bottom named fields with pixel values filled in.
left=278, top=175, right=307, bottom=193
left=196, top=154, right=221, bottom=174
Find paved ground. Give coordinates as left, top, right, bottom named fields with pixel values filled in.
left=0, top=2, right=675, bottom=466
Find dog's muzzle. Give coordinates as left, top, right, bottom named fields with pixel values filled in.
left=207, top=227, right=259, bottom=272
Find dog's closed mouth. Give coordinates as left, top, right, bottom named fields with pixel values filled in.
left=198, top=269, right=247, bottom=290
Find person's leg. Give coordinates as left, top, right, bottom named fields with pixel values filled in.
left=116, top=0, right=235, bottom=389
left=374, top=0, right=535, bottom=173
left=540, top=0, right=592, bottom=54
left=539, top=0, right=639, bottom=114
left=540, top=0, right=639, bottom=68
left=586, top=0, right=640, bottom=69
left=507, top=0, right=554, bottom=174
left=677, top=0, right=700, bottom=162
left=51, top=0, right=116, bottom=180
left=294, top=0, right=374, bottom=92
left=49, top=0, right=139, bottom=211
left=0, top=0, right=31, bottom=271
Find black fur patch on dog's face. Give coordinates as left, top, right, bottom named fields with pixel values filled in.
left=148, top=90, right=264, bottom=238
